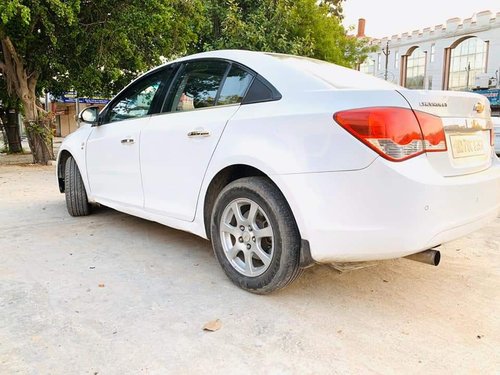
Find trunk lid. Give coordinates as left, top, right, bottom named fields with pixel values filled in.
left=397, top=89, right=494, bottom=177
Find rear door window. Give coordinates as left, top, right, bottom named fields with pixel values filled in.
left=167, top=61, right=229, bottom=112
left=217, top=65, right=254, bottom=106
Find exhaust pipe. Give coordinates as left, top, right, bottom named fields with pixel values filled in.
left=404, top=249, right=441, bottom=266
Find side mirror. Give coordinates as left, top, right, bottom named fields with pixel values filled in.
left=78, top=106, right=99, bottom=126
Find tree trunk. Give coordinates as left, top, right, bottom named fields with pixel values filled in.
left=22, top=95, right=54, bottom=165
left=15, top=74, right=54, bottom=164
left=1, top=108, right=23, bottom=153
left=1, top=36, right=53, bottom=164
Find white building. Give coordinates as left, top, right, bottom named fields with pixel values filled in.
left=360, top=10, right=500, bottom=114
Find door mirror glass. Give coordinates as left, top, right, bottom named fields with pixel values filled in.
left=79, top=106, right=99, bottom=124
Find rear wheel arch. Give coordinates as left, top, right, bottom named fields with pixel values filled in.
left=203, top=165, right=267, bottom=239
left=202, top=164, right=315, bottom=269
left=201, top=165, right=297, bottom=237
left=211, top=176, right=303, bottom=293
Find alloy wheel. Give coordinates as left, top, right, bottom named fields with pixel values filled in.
left=219, top=198, right=274, bottom=277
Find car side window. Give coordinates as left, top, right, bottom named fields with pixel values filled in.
left=105, top=70, right=166, bottom=124
left=167, top=61, right=229, bottom=112
left=217, top=65, right=254, bottom=106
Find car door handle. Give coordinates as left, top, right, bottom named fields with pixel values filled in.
left=121, top=138, right=135, bottom=145
left=187, top=130, right=210, bottom=138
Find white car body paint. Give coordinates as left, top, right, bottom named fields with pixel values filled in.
left=86, top=117, right=144, bottom=207
left=57, top=50, right=500, bottom=263
left=142, top=105, right=241, bottom=221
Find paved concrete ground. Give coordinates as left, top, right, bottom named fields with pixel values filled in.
left=0, top=164, right=499, bottom=374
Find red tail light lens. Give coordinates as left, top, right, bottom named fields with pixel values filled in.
left=414, top=111, right=447, bottom=152
left=334, top=107, right=447, bottom=161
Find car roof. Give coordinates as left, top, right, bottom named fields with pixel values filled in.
left=128, top=49, right=396, bottom=101
left=168, top=49, right=328, bottom=94
left=173, top=50, right=396, bottom=92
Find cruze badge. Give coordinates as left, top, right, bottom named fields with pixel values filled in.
left=419, top=102, right=447, bottom=108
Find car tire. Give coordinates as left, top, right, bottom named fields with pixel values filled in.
left=211, top=177, right=302, bottom=294
left=64, top=156, right=90, bottom=217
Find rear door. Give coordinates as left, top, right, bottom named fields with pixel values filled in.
left=86, top=69, right=169, bottom=207
left=398, top=89, right=494, bottom=176
left=141, top=60, right=254, bottom=221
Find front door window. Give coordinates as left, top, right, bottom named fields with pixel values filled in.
left=105, top=71, right=166, bottom=123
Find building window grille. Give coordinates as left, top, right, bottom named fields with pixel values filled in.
left=405, top=48, right=426, bottom=89
left=448, top=37, right=487, bottom=91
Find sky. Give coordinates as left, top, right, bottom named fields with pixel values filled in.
left=342, top=0, right=500, bottom=39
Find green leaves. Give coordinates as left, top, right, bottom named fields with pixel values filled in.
left=1, top=0, right=370, bottom=102
left=0, top=0, right=30, bottom=25
left=0, top=0, right=204, bottom=98
left=198, top=0, right=368, bottom=68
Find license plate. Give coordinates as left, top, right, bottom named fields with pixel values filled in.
left=450, top=135, right=485, bottom=158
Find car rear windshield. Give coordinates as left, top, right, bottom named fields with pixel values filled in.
left=267, top=53, right=398, bottom=90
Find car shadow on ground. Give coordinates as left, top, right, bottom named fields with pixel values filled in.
left=76, top=203, right=452, bottom=308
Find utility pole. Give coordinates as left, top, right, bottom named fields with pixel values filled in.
left=465, top=62, right=471, bottom=90
left=383, top=41, right=390, bottom=81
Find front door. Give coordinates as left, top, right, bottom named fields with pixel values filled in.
left=86, top=69, right=168, bottom=208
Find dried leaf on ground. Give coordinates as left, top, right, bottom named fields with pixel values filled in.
left=203, top=319, right=222, bottom=332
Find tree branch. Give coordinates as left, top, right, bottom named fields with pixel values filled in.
left=36, top=103, right=48, bottom=114
left=2, top=37, right=25, bottom=82
left=80, top=20, right=107, bottom=27
left=28, top=71, right=39, bottom=92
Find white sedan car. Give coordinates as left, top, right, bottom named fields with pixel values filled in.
left=57, top=50, right=500, bottom=293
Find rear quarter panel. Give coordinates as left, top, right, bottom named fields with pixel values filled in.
left=196, top=89, right=412, bottom=238
left=207, top=89, right=411, bottom=176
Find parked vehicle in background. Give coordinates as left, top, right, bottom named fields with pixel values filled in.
left=56, top=50, right=500, bottom=294
left=493, top=117, right=500, bottom=155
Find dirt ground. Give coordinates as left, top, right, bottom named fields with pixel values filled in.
left=0, top=163, right=499, bottom=375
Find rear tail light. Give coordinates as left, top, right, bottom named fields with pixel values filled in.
left=413, top=111, right=447, bottom=152
left=333, top=107, right=447, bottom=162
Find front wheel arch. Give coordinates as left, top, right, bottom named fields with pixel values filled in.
left=57, top=150, right=73, bottom=193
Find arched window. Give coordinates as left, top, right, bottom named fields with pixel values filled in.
left=405, top=48, right=426, bottom=89
left=448, top=37, right=488, bottom=90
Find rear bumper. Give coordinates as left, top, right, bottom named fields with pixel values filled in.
left=274, top=155, right=500, bottom=263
